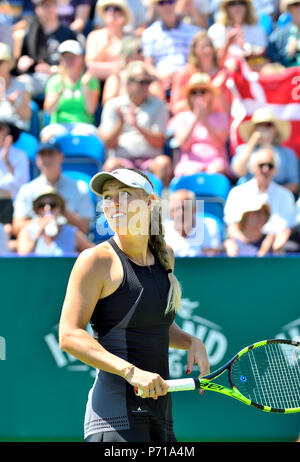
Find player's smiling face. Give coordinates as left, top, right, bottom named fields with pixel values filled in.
left=101, top=179, right=150, bottom=236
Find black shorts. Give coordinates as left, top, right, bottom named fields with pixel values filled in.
left=84, top=427, right=177, bottom=443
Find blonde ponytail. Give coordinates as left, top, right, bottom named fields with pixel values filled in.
left=149, top=196, right=182, bottom=315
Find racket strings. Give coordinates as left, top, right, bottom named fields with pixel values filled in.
left=232, top=343, right=300, bottom=410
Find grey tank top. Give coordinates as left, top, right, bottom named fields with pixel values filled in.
left=84, top=238, right=175, bottom=438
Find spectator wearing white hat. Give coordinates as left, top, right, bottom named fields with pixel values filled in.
left=40, top=40, right=100, bottom=142
left=224, top=197, right=274, bottom=256
left=85, top=0, right=132, bottom=82
left=16, top=185, right=94, bottom=256
left=224, top=146, right=296, bottom=253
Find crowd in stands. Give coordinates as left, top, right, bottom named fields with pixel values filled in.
left=1, top=0, right=300, bottom=257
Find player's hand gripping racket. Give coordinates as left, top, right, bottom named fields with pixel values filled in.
left=135, top=339, right=300, bottom=413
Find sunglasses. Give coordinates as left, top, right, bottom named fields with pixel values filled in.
left=190, top=89, right=209, bottom=96
left=38, top=200, right=59, bottom=210
left=227, top=1, right=246, bottom=6
left=258, top=162, right=275, bottom=170
left=157, top=0, right=175, bottom=6
left=128, top=77, right=152, bottom=85
left=103, top=5, right=123, bottom=13
left=256, top=122, right=274, bottom=128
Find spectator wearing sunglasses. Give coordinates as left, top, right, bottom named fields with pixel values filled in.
left=102, top=36, right=165, bottom=104
left=267, top=0, right=300, bottom=67
left=85, top=0, right=132, bottom=82
left=169, top=72, right=231, bottom=177
left=224, top=147, right=296, bottom=253
left=208, top=0, right=267, bottom=63
left=16, top=186, right=94, bottom=256
left=13, top=142, right=94, bottom=236
left=231, top=108, right=299, bottom=195
left=169, top=30, right=232, bottom=115
left=141, top=0, right=199, bottom=93
left=98, top=60, right=172, bottom=186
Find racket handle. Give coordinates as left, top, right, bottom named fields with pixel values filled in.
left=134, top=378, right=198, bottom=396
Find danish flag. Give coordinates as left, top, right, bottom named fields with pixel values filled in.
left=227, top=60, right=300, bottom=158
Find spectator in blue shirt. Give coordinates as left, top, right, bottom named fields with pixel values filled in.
left=267, top=0, right=300, bottom=67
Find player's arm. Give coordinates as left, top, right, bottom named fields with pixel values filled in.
left=59, top=247, right=133, bottom=377
left=59, top=247, right=169, bottom=398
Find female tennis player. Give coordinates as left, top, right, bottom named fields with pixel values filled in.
left=59, top=168, right=210, bottom=442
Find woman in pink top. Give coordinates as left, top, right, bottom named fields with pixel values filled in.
left=169, top=30, right=231, bottom=115
left=171, top=73, right=231, bottom=177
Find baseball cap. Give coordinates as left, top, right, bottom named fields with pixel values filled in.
left=57, top=40, right=84, bottom=56
left=90, top=169, right=154, bottom=196
left=37, top=141, right=61, bottom=154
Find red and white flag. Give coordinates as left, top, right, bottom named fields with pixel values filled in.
left=227, top=60, right=300, bottom=157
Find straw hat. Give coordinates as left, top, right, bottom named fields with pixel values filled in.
left=183, top=72, right=219, bottom=98
left=33, top=186, right=66, bottom=214
left=239, top=108, right=291, bottom=143
left=237, top=196, right=271, bottom=230
left=220, top=0, right=252, bottom=10
left=96, top=0, right=132, bottom=25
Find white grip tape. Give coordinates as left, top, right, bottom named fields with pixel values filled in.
left=137, top=378, right=196, bottom=396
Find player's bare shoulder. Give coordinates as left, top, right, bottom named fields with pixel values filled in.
left=71, top=240, right=115, bottom=283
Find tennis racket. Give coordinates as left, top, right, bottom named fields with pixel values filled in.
left=135, top=339, right=300, bottom=413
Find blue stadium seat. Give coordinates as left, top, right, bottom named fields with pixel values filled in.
left=63, top=170, right=96, bottom=205
left=277, top=12, right=291, bottom=27
left=144, top=171, right=163, bottom=197
left=29, top=100, right=40, bottom=138
left=14, top=131, right=39, bottom=178
left=169, top=173, right=231, bottom=223
left=54, top=134, right=105, bottom=177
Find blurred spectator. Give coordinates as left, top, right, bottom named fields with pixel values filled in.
left=224, top=197, right=274, bottom=256
left=0, top=22, right=13, bottom=52
left=232, top=108, right=299, bottom=194
left=175, top=0, right=211, bottom=28
left=208, top=0, right=267, bottom=62
left=98, top=60, right=172, bottom=186
left=16, top=0, right=77, bottom=97
left=102, top=35, right=165, bottom=104
left=163, top=188, right=222, bottom=256
left=0, top=42, right=31, bottom=131
left=170, top=73, right=230, bottom=177
left=13, top=141, right=94, bottom=235
left=56, top=0, right=91, bottom=36
left=0, top=118, right=29, bottom=243
left=0, top=222, right=9, bottom=253
left=224, top=147, right=296, bottom=253
left=93, top=0, right=147, bottom=36
left=17, top=185, right=94, bottom=256
left=141, top=0, right=199, bottom=93
left=267, top=0, right=300, bottom=66
left=170, top=30, right=232, bottom=115
left=85, top=0, right=131, bottom=82
left=40, top=40, right=100, bottom=142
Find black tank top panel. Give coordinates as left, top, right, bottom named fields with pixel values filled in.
left=90, top=237, right=175, bottom=342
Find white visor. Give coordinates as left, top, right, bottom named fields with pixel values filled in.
left=90, top=169, right=154, bottom=196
